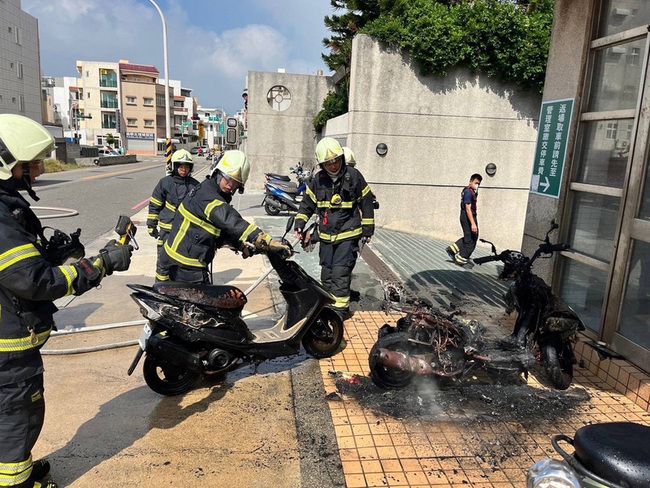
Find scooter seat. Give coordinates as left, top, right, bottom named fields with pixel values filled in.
left=573, top=422, right=650, bottom=488
left=269, top=182, right=299, bottom=194
left=154, top=282, right=247, bottom=309
left=266, top=173, right=291, bottom=182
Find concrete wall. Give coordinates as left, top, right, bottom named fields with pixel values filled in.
left=336, top=34, right=542, bottom=251
left=324, top=113, right=348, bottom=145
left=0, top=0, right=42, bottom=123
left=246, top=71, right=333, bottom=187
left=521, top=0, right=594, bottom=281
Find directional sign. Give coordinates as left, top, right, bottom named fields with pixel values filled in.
left=530, top=98, right=574, bottom=199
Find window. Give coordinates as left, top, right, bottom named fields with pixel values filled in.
left=605, top=122, right=617, bottom=140
left=144, top=119, right=154, bottom=127
left=87, top=92, right=91, bottom=99
left=97, top=136, right=103, bottom=146
left=156, top=95, right=165, bottom=106
left=16, top=63, right=23, bottom=79
left=14, top=27, right=20, bottom=45
left=10, top=62, right=14, bottom=69
left=144, top=98, right=153, bottom=106
left=267, top=85, right=292, bottom=111
left=18, top=95, right=24, bottom=112
left=126, top=96, right=136, bottom=105
left=86, top=71, right=89, bottom=77
left=99, top=70, right=117, bottom=88
left=127, top=118, right=137, bottom=126
left=102, top=113, right=116, bottom=129
left=101, top=92, right=118, bottom=108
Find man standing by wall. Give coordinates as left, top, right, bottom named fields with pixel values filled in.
left=294, top=138, right=375, bottom=320
left=447, top=174, right=482, bottom=266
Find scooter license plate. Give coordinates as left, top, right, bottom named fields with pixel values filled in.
left=138, top=322, right=152, bottom=350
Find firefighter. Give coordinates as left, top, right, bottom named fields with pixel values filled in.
left=147, top=149, right=199, bottom=282
left=159, top=150, right=291, bottom=283
left=294, top=138, right=375, bottom=320
left=446, top=173, right=482, bottom=266
left=0, top=114, right=133, bottom=488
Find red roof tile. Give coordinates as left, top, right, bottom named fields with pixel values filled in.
left=119, top=63, right=159, bottom=74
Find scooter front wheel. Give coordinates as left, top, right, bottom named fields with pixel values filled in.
left=142, top=354, right=201, bottom=396
left=541, top=337, right=573, bottom=390
left=264, top=201, right=281, bottom=216
left=302, top=308, right=344, bottom=358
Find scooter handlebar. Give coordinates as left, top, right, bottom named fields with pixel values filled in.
left=473, top=254, right=500, bottom=265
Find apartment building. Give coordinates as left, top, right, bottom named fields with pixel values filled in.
left=196, top=106, right=226, bottom=149
left=0, top=0, right=42, bottom=122
left=76, top=60, right=120, bottom=148
left=159, top=79, right=197, bottom=145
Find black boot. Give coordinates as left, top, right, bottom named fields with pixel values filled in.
left=31, top=460, right=50, bottom=481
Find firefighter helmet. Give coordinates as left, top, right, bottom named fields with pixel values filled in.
left=315, top=137, right=343, bottom=165
left=342, top=146, right=356, bottom=167
left=0, top=114, right=54, bottom=180
left=170, top=149, right=194, bottom=175
left=213, top=150, right=250, bottom=186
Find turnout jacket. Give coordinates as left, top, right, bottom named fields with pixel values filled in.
left=294, top=166, right=375, bottom=243
left=163, top=177, right=264, bottom=270
left=0, top=186, right=105, bottom=386
left=147, top=174, right=199, bottom=234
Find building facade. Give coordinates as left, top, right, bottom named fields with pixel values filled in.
left=196, top=106, right=226, bottom=149
left=246, top=70, right=333, bottom=186
left=120, top=61, right=161, bottom=155
left=76, top=60, right=121, bottom=148
left=522, top=0, right=650, bottom=371
left=159, top=79, right=197, bottom=146
left=0, top=0, right=42, bottom=122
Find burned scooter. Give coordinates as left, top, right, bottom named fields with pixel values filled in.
left=368, top=284, right=534, bottom=389
left=475, top=220, right=584, bottom=389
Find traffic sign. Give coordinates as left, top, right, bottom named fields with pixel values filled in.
left=530, top=98, right=574, bottom=199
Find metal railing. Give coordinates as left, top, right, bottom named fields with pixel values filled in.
left=101, top=101, right=119, bottom=108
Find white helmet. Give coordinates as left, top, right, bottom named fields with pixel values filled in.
left=342, top=146, right=356, bottom=167
left=315, top=137, right=343, bottom=165
left=212, top=150, right=250, bottom=191
left=0, top=114, right=54, bottom=181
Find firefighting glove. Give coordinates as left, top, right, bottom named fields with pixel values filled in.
left=99, top=239, right=134, bottom=275
left=148, top=226, right=159, bottom=239
left=254, top=232, right=293, bottom=259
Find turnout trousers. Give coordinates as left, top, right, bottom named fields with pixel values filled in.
left=319, top=239, right=359, bottom=311
left=0, top=374, right=45, bottom=488
left=451, top=213, right=478, bottom=262
left=155, top=230, right=170, bottom=283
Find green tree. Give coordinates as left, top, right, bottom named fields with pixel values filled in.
left=105, top=133, right=118, bottom=148
left=315, top=0, right=554, bottom=129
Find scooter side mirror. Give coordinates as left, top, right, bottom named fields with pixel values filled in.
left=285, top=216, right=295, bottom=234
left=480, top=238, right=497, bottom=255
left=545, top=220, right=559, bottom=243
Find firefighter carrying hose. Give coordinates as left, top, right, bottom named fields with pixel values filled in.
left=147, top=149, right=199, bottom=282
left=294, top=138, right=375, bottom=320
left=0, top=114, right=133, bottom=488
left=159, top=150, right=291, bottom=284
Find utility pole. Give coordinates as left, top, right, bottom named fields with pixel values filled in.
left=148, top=0, right=172, bottom=171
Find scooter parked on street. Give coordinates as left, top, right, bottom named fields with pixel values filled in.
left=126, top=217, right=343, bottom=396
left=475, top=221, right=585, bottom=389
left=262, top=162, right=311, bottom=215
left=527, top=421, right=650, bottom=488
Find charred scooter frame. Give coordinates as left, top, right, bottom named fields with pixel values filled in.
left=475, top=221, right=585, bottom=390
left=126, top=217, right=344, bottom=396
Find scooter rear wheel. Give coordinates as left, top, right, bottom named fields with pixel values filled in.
left=302, top=308, right=344, bottom=358
left=264, top=202, right=281, bottom=216
left=368, top=333, right=414, bottom=389
left=142, top=354, right=201, bottom=396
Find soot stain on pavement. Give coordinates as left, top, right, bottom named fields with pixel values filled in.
left=333, top=372, right=590, bottom=424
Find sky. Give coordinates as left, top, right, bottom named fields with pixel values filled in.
left=22, top=0, right=336, bottom=113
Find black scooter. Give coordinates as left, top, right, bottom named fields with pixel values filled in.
left=475, top=221, right=585, bottom=389
left=126, top=218, right=343, bottom=396
left=528, top=422, right=650, bottom=488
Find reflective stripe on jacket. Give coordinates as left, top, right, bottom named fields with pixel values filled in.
left=294, top=166, right=375, bottom=243
left=147, top=175, right=199, bottom=231
left=163, top=177, right=262, bottom=270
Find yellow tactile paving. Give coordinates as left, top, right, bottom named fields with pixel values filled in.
left=321, top=311, right=650, bottom=488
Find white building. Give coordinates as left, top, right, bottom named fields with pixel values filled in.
left=41, top=76, right=82, bottom=141
left=158, top=79, right=197, bottom=144
left=0, top=0, right=42, bottom=122
left=196, top=106, right=227, bottom=149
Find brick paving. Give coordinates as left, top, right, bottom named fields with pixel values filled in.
left=320, top=311, right=650, bottom=488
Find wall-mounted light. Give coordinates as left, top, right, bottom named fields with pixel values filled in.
left=485, top=163, right=497, bottom=177
left=376, top=143, right=388, bottom=156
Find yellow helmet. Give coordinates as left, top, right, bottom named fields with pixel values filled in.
left=214, top=150, right=250, bottom=186
left=0, top=114, right=54, bottom=181
left=342, top=146, right=356, bottom=167
left=315, top=137, right=343, bottom=165
left=171, top=149, right=193, bottom=164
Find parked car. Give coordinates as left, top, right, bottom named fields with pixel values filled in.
left=98, top=147, right=120, bottom=156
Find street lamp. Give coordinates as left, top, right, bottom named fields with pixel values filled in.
left=148, top=0, right=171, bottom=156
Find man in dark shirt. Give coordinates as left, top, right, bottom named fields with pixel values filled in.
left=446, top=174, right=482, bottom=266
